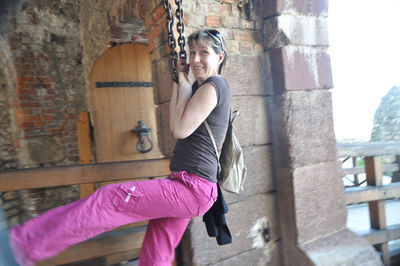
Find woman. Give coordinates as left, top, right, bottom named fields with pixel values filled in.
left=9, top=29, right=232, bottom=266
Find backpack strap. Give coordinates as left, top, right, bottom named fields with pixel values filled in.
left=204, top=109, right=234, bottom=159
left=204, top=120, right=222, bottom=177
left=231, top=110, right=239, bottom=123
left=204, top=120, right=220, bottom=161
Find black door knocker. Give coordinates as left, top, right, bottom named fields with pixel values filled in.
left=131, top=120, right=153, bottom=153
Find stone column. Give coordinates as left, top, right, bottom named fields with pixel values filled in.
left=263, top=0, right=382, bottom=265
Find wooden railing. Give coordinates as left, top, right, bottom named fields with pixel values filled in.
left=0, top=158, right=171, bottom=265
left=338, top=143, right=400, bottom=266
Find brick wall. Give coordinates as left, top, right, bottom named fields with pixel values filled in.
left=3, top=0, right=86, bottom=220
left=10, top=0, right=85, bottom=167
left=0, top=50, right=22, bottom=226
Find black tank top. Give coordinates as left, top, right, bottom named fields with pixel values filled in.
left=169, top=76, right=232, bottom=182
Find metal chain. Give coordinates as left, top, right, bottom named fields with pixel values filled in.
left=163, top=0, right=178, bottom=83
left=163, top=0, right=186, bottom=83
left=175, top=0, right=186, bottom=61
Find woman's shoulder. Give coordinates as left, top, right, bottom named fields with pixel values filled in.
left=202, top=76, right=230, bottom=90
left=200, top=76, right=231, bottom=106
left=204, top=75, right=227, bottom=83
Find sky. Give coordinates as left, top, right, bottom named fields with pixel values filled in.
left=328, top=0, right=400, bottom=142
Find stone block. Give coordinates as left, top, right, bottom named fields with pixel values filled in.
left=263, top=15, right=329, bottom=50
left=262, top=0, right=329, bottom=18
left=261, top=52, right=275, bottom=96
left=156, top=102, right=175, bottom=158
left=273, top=167, right=297, bottom=244
left=185, top=13, right=205, bottom=27
left=207, top=16, right=222, bottom=28
left=5, top=206, right=20, bottom=217
left=231, top=96, right=270, bottom=146
left=224, top=145, right=275, bottom=203
left=268, top=90, right=337, bottom=169
left=224, top=55, right=267, bottom=96
left=300, top=229, right=382, bottom=266
left=293, top=161, right=347, bottom=244
left=269, top=46, right=333, bottom=93
left=2, top=191, right=18, bottom=201
left=2, top=200, right=19, bottom=210
left=152, top=56, right=174, bottom=104
left=223, top=16, right=239, bottom=28
left=263, top=16, right=288, bottom=50
left=181, top=193, right=279, bottom=265
left=19, top=136, right=66, bottom=166
left=210, top=244, right=282, bottom=266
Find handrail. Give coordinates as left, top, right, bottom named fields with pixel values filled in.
left=337, top=142, right=400, bottom=157
left=0, top=158, right=170, bottom=192
left=337, top=142, right=400, bottom=265
left=345, top=183, right=400, bottom=204
left=342, top=163, right=399, bottom=176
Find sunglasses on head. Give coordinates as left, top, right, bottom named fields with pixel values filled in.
left=206, top=30, right=225, bottom=50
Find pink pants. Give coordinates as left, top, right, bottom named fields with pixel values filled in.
left=10, top=171, right=217, bottom=266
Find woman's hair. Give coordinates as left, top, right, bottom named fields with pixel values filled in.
left=187, top=29, right=228, bottom=74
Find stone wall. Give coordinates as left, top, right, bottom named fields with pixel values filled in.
left=1, top=0, right=86, bottom=220
left=0, top=60, right=22, bottom=226
left=80, top=0, right=146, bottom=90
left=263, top=0, right=382, bottom=265
left=153, top=1, right=281, bottom=265
left=10, top=0, right=85, bottom=166
left=0, top=55, right=18, bottom=172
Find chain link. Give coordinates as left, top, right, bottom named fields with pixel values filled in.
left=175, top=0, right=186, bottom=61
left=163, top=0, right=186, bottom=83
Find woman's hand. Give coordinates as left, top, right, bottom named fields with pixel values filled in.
left=177, top=58, right=190, bottom=74
left=169, top=59, right=191, bottom=133
left=170, top=59, right=217, bottom=139
left=177, top=59, right=190, bottom=87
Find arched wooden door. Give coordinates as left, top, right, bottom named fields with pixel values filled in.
left=89, top=44, right=163, bottom=163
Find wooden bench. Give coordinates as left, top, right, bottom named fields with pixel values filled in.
left=0, top=158, right=171, bottom=265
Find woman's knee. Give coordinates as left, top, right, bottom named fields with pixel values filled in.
left=89, top=183, right=121, bottom=205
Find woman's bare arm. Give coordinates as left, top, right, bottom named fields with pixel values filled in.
left=169, top=82, right=179, bottom=132
left=169, top=60, right=218, bottom=139
left=171, top=74, right=217, bottom=139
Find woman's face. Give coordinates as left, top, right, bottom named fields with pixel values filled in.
left=189, top=40, right=224, bottom=84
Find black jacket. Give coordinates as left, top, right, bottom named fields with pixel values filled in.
left=202, top=183, right=232, bottom=245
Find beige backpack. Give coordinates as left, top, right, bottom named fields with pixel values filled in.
left=204, top=110, right=247, bottom=193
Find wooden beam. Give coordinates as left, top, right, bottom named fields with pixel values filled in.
left=359, top=224, right=400, bottom=245
left=342, top=163, right=399, bottom=176
left=352, top=156, right=360, bottom=186
left=104, top=249, right=141, bottom=265
left=337, top=142, right=400, bottom=157
left=37, top=226, right=146, bottom=266
left=345, top=183, right=400, bottom=204
left=77, top=111, right=95, bottom=198
left=364, top=156, right=390, bottom=265
left=365, top=157, right=386, bottom=227
left=0, top=159, right=170, bottom=192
